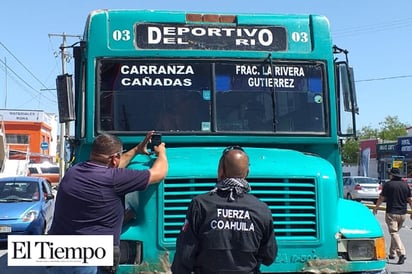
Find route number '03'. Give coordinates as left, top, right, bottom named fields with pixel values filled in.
left=113, top=30, right=131, bottom=41
left=291, top=32, right=309, bottom=43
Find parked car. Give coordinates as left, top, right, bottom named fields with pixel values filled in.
left=0, top=176, right=55, bottom=242
left=343, top=176, right=381, bottom=204
left=28, top=162, right=60, bottom=186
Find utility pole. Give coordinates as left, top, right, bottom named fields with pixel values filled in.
left=48, top=32, right=80, bottom=179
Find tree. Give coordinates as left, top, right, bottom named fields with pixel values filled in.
left=377, top=116, right=407, bottom=141
left=358, top=125, right=379, bottom=140
left=341, top=138, right=359, bottom=164
left=341, top=115, right=408, bottom=164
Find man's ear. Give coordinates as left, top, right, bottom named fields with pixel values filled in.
left=107, top=156, right=118, bottom=168
left=218, top=159, right=225, bottom=180
left=245, top=168, right=249, bottom=178
left=218, top=166, right=224, bottom=180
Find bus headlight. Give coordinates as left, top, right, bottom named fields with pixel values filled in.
left=343, top=238, right=386, bottom=261
left=347, top=240, right=374, bottom=260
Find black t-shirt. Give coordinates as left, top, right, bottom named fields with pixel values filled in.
left=381, top=179, right=411, bottom=215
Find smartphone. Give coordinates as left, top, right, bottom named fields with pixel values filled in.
left=148, top=133, right=162, bottom=150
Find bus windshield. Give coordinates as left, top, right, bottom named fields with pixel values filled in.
left=98, top=59, right=326, bottom=134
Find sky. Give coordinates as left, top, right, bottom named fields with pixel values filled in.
left=0, top=1, right=411, bottom=130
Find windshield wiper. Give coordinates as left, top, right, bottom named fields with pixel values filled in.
left=121, top=104, right=130, bottom=130
left=3, top=197, right=35, bottom=202
left=17, top=198, right=35, bottom=202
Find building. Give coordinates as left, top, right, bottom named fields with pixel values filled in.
left=376, top=141, right=397, bottom=180
left=0, top=109, right=58, bottom=163
left=341, top=125, right=412, bottom=179
left=343, top=139, right=379, bottom=178
left=350, top=133, right=412, bottom=181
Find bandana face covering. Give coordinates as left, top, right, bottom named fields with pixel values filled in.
left=210, top=177, right=251, bottom=201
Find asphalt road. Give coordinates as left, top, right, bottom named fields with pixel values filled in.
left=0, top=248, right=46, bottom=273
left=375, top=208, right=412, bottom=274
left=1, top=204, right=412, bottom=273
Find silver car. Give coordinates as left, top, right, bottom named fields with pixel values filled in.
left=343, top=176, right=381, bottom=204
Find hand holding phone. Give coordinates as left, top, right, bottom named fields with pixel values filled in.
left=148, top=133, right=162, bottom=150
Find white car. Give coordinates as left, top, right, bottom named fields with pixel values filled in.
left=343, top=176, right=381, bottom=204
left=27, top=162, right=60, bottom=186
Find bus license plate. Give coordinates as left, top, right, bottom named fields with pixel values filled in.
left=0, top=226, right=11, bottom=233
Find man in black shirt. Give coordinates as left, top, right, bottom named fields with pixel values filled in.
left=373, top=167, right=412, bottom=265
left=171, top=146, right=277, bottom=274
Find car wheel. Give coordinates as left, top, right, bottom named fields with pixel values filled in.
left=347, top=193, right=352, bottom=200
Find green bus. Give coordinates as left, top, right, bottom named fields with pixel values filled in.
left=58, top=9, right=386, bottom=273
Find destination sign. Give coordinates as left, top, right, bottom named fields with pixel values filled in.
left=215, top=63, right=323, bottom=92
left=135, top=23, right=287, bottom=51
left=100, top=61, right=211, bottom=91
left=99, top=60, right=322, bottom=94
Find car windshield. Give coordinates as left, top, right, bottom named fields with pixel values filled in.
left=0, top=181, right=39, bottom=202
left=354, top=177, right=379, bottom=184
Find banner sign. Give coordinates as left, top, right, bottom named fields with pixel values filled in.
left=8, top=235, right=113, bottom=266
left=136, top=23, right=287, bottom=51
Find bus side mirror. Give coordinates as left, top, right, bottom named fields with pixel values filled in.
left=336, top=61, right=358, bottom=137
left=338, top=63, right=359, bottom=114
left=56, top=74, right=75, bottom=123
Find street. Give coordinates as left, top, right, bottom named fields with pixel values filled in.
left=0, top=206, right=411, bottom=273
left=0, top=241, right=47, bottom=274
left=376, top=208, right=412, bottom=274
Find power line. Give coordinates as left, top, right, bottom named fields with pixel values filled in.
left=0, top=41, right=56, bottom=110
left=332, top=18, right=412, bottom=83
left=0, top=58, right=56, bottom=104
left=356, top=74, right=412, bottom=83
left=333, top=17, right=412, bottom=38
left=0, top=42, right=49, bottom=89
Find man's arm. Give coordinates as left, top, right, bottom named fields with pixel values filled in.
left=171, top=200, right=200, bottom=274
left=148, top=143, right=168, bottom=184
left=258, top=207, right=278, bottom=266
left=118, top=131, right=168, bottom=184
left=373, top=194, right=385, bottom=215
left=119, top=131, right=154, bottom=168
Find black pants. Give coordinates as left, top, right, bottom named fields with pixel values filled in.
left=98, top=246, right=120, bottom=274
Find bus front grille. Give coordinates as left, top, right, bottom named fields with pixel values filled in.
left=161, top=178, right=318, bottom=244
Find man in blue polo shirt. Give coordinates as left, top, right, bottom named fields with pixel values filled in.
left=47, top=131, right=168, bottom=274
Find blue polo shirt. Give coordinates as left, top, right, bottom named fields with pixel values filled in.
left=48, top=161, right=150, bottom=245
